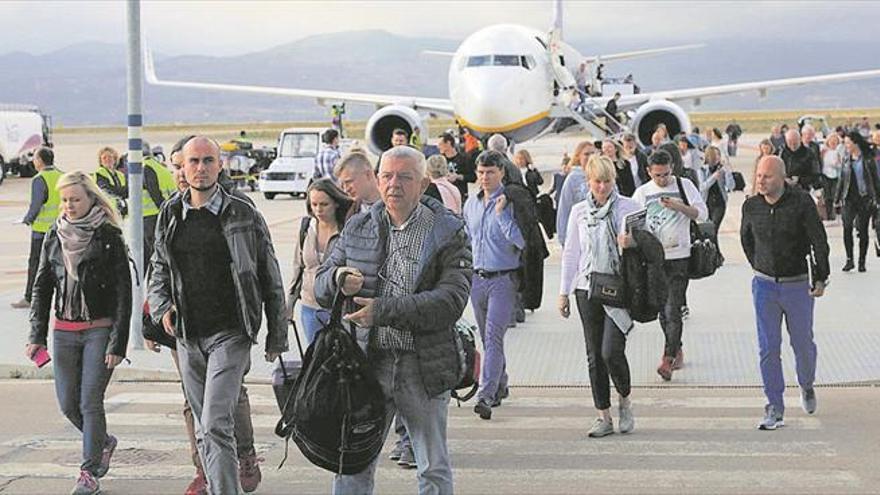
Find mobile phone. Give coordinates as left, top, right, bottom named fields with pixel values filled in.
left=31, top=347, right=51, bottom=368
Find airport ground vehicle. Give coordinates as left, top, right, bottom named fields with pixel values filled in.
left=0, top=104, right=52, bottom=179
left=258, top=128, right=320, bottom=200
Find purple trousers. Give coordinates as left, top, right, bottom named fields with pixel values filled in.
left=471, top=272, right=516, bottom=403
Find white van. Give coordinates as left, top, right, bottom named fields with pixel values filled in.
left=258, top=128, right=320, bottom=200
left=0, top=104, right=52, bottom=178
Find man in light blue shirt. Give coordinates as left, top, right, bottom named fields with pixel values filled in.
left=463, top=150, right=525, bottom=420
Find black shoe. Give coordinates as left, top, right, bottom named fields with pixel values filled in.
left=843, top=259, right=855, bottom=272
left=491, top=386, right=509, bottom=407
left=474, top=399, right=492, bottom=420
left=515, top=307, right=526, bottom=323
left=858, top=261, right=866, bottom=272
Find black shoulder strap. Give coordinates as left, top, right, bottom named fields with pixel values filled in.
left=676, top=176, right=691, bottom=207
left=299, top=216, right=311, bottom=251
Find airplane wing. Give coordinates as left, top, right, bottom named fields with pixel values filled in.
left=611, top=67, right=880, bottom=109
left=582, top=44, right=705, bottom=64
left=144, top=50, right=454, bottom=114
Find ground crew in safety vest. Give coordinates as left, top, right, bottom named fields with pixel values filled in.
left=142, top=144, right=176, bottom=267
left=11, top=147, right=62, bottom=309
left=94, top=146, right=128, bottom=218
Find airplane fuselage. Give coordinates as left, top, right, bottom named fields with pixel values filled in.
left=449, top=24, right=582, bottom=144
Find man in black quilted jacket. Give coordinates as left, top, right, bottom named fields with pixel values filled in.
left=316, top=145, right=472, bottom=494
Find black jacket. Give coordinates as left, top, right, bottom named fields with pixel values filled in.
left=314, top=197, right=473, bottom=397
left=616, top=152, right=649, bottom=197
left=779, top=145, right=820, bottom=190
left=147, top=187, right=288, bottom=353
left=504, top=182, right=549, bottom=310
left=835, top=153, right=878, bottom=205
left=622, top=229, right=667, bottom=323
left=524, top=167, right=544, bottom=198
left=29, top=223, right=132, bottom=357
left=740, top=185, right=830, bottom=283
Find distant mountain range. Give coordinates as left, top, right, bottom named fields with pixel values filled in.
left=1, top=30, right=878, bottom=126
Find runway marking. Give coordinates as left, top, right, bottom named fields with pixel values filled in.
left=1, top=437, right=835, bottom=458
left=104, top=392, right=802, bottom=410
left=0, top=464, right=861, bottom=490
left=102, top=412, right=823, bottom=430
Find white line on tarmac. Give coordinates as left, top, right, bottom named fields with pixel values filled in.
left=104, top=392, right=797, bottom=410
left=1, top=437, right=834, bottom=458
left=0, top=464, right=861, bottom=490
left=102, top=413, right=822, bottom=430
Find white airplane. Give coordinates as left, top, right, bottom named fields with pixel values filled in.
left=146, top=0, right=880, bottom=154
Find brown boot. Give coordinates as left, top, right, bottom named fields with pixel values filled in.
left=656, top=356, right=674, bottom=381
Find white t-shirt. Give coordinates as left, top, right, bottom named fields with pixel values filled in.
left=631, top=177, right=708, bottom=260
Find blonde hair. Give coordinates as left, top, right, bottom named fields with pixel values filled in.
left=585, top=154, right=617, bottom=182
left=426, top=154, right=449, bottom=179
left=56, top=171, right=122, bottom=228
left=568, top=140, right=593, bottom=169
left=704, top=146, right=721, bottom=165
left=97, top=146, right=119, bottom=166
left=514, top=149, right=533, bottom=166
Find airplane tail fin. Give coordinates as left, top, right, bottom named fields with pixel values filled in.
left=144, top=45, right=158, bottom=85
left=551, top=0, right=563, bottom=39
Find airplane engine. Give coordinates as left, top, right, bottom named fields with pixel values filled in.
left=630, top=100, right=691, bottom=147
left=365, top=105, right=427, bottom=155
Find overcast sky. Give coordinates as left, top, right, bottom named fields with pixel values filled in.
left=2, top=1, right=877, bottom=56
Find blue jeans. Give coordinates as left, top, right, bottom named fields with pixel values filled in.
left=752, top=277, right=817, bottom=414
left=53, top=327, right=114, bottom=475
left=471, top=272, right=516, bottom=403
left=299, top=304, right=324, bottom=346
left=333, top=350, right=453, bottom=495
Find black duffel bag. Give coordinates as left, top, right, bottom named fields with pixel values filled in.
left=275, top=274, right=386, bottom=475
left=676, top=177, right=724, bottom=279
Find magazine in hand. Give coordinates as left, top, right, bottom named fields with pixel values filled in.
left=624, top=208, right=647, bottom=233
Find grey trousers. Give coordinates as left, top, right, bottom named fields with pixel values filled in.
left=332, top=349, right=453, bottom=495
left=53, top=327, right=114, bottom=475
left=177, top=330, right=252, bottom=495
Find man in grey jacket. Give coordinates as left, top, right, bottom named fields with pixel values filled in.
left=148, top=137, right=287, bottom=495
left=315, top=145, right=473, bottom=495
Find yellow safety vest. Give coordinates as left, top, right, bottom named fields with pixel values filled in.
left=93, top=166, right=127, bottom=190
left=143, top=157, right=175, bottom=217
left=31, top=168, right=63, bottom=234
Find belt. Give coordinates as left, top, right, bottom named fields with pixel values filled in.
left=754, top=271, right=809, bottom=284
left=475, top=268, right=518, bottom=279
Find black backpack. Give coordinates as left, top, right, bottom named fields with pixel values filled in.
left=451, top=320, right=480, bottom=404
left=275, top=274, right=386, bottom=475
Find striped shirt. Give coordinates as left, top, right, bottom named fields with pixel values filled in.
left=314, top=144, right=341, bottom=181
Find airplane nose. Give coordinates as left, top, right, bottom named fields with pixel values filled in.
left=451, top=69, right=551, bottom=135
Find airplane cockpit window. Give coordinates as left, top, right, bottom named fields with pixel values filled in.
left=466, top=55, right=532, bottom=69
left=467, top=55, right=492, bottom=67
left=493, top=55, right=521, bottom=67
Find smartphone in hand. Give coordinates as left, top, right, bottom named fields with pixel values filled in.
left=31, top=347, right=51, bottom=368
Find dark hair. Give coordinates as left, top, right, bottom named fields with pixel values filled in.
left=440, top=132, right=456, bottom=145
left=172, top=135, right=197, bottom=155
left=711, top=128, right=723, bottom=140
left=322, top=128, right=339, bottom=144
left=475, top=150, right=507, bottom=169
left=392, top=128, right=408, bottom=138
left=648, top=149, right=672, bottom=167
left=846, top=130, right=874, bottom=160
left=240, top=130, right=247, bottom=137
left=692, top=126, right=700, bottom=134
left=306, top=178, right=354, bottom=227
left=35, top=146, right=54, bottom=166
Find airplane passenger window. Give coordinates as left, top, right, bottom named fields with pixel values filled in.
left=467, top=55, right=492, bottom=67
left=493, top=55, right=521, bottom=67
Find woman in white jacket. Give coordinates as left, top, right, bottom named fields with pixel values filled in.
left=558, top=155, right=640, bottom=439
